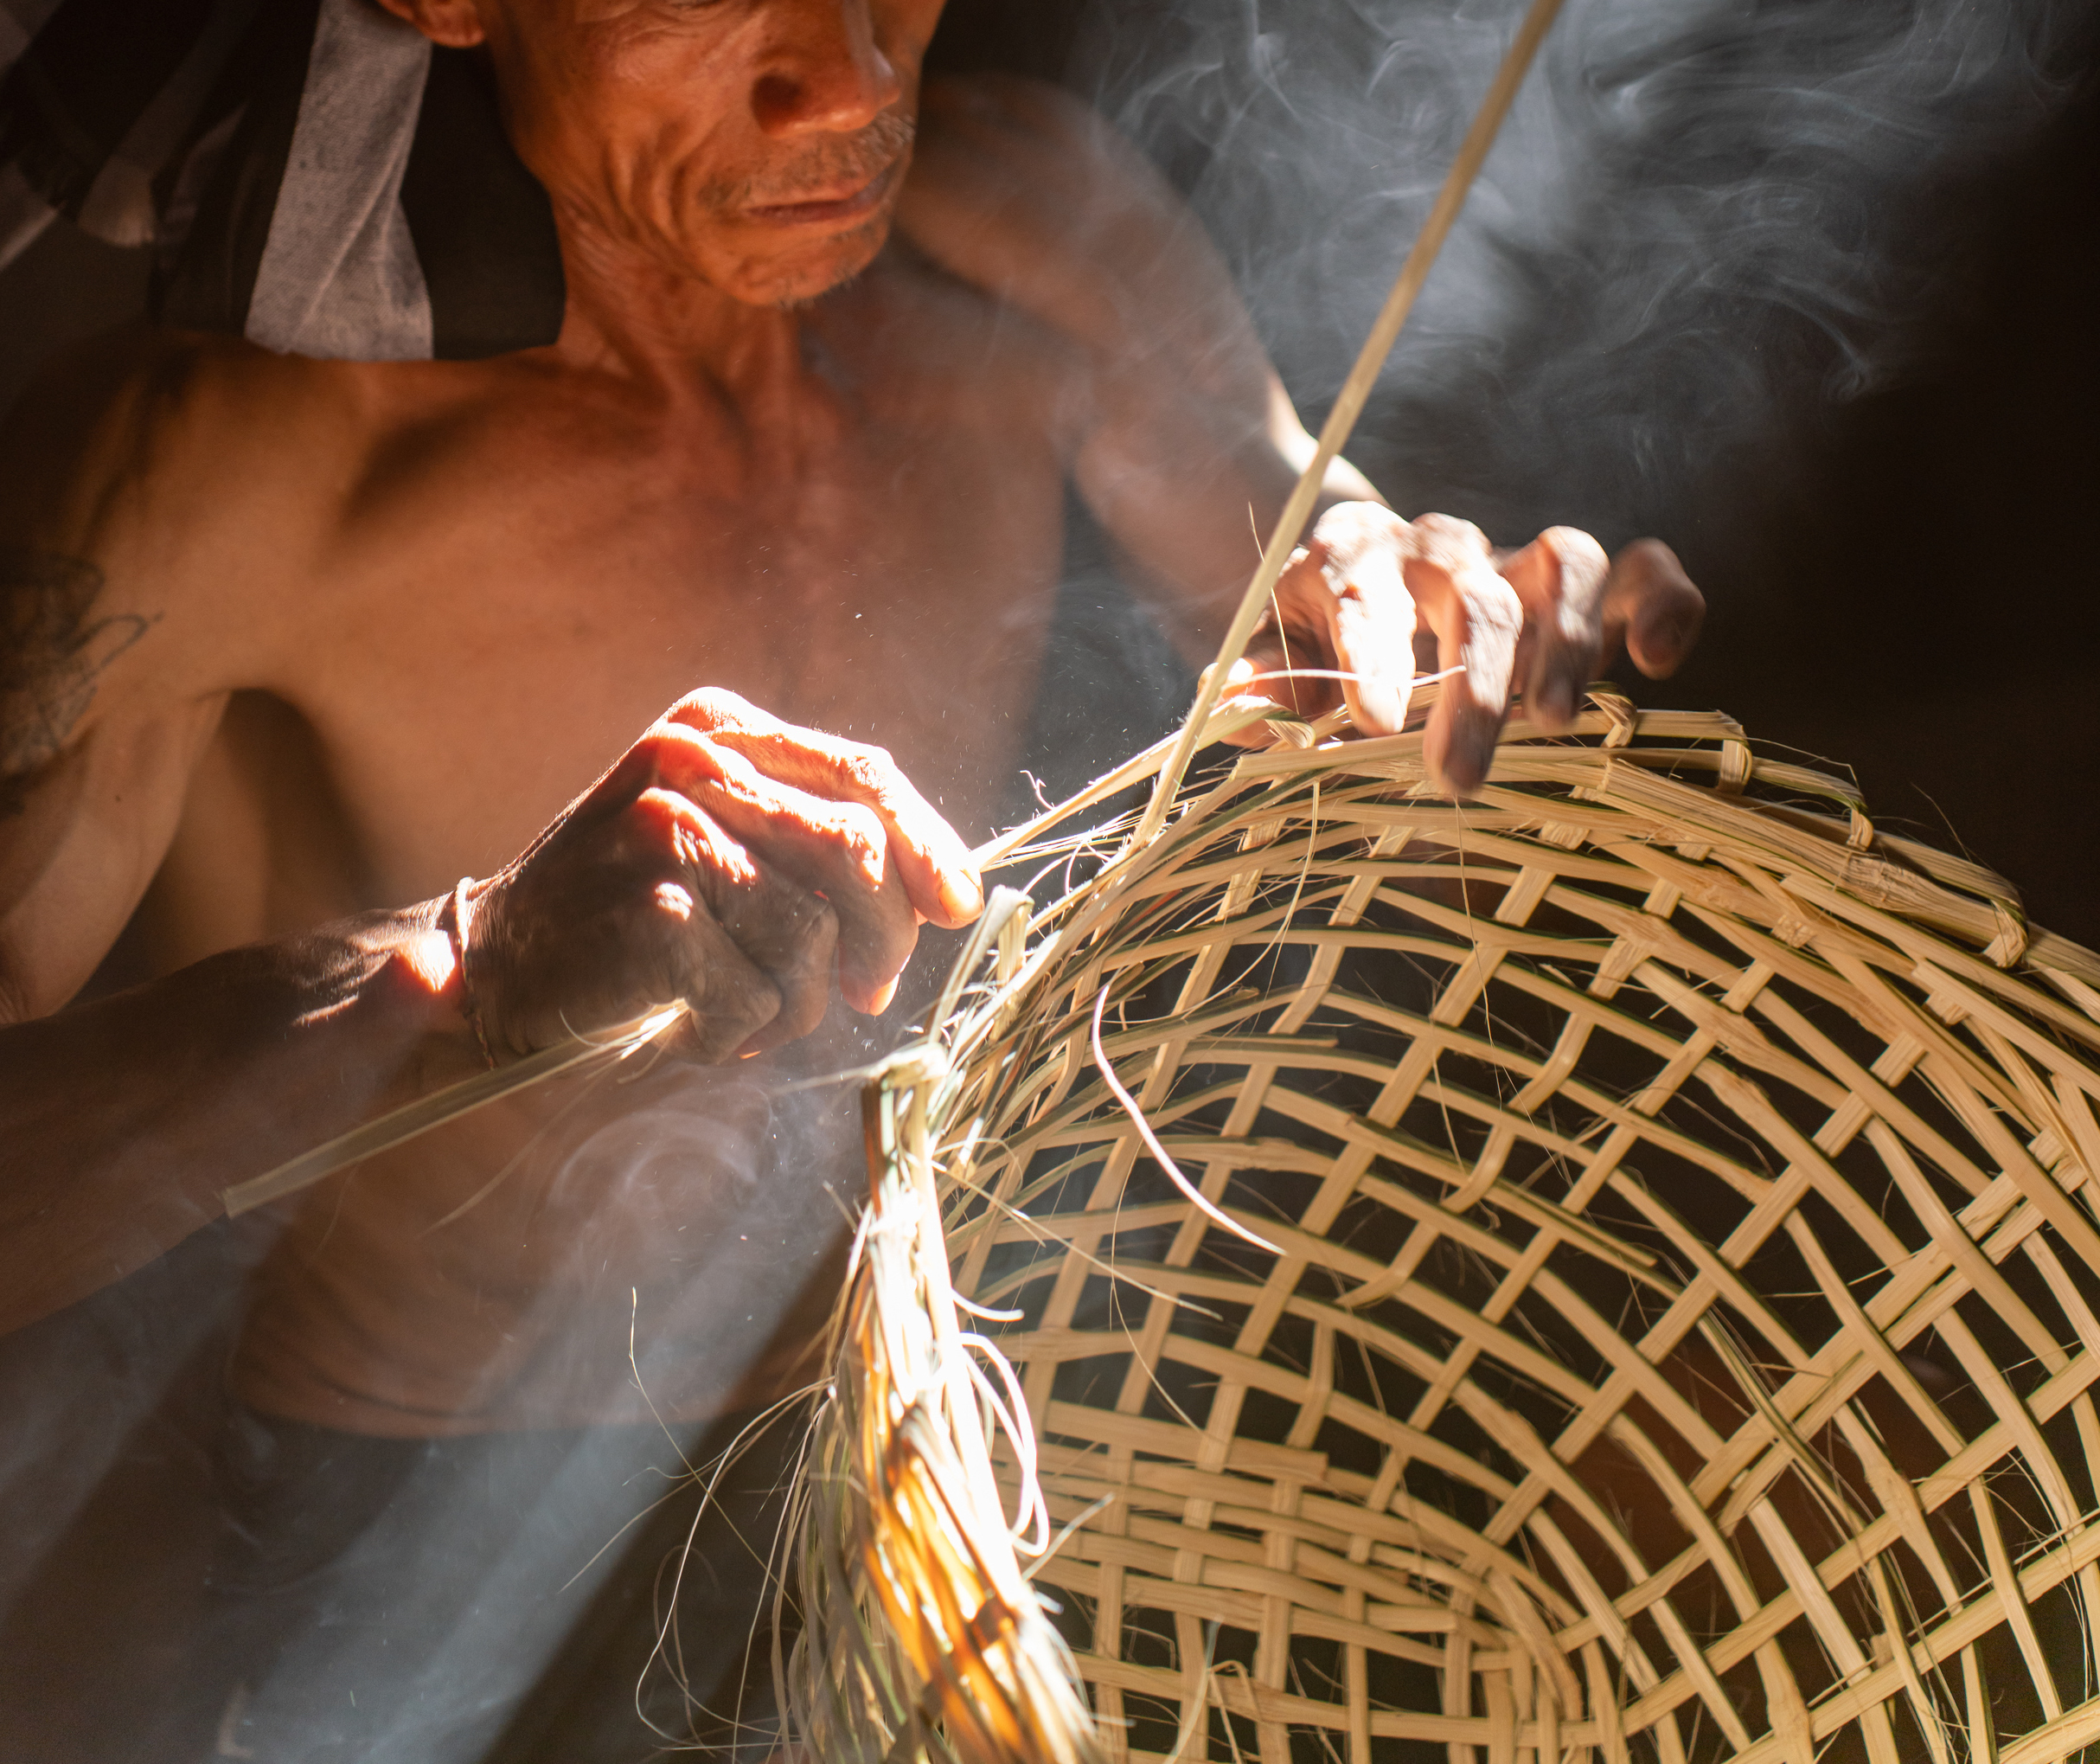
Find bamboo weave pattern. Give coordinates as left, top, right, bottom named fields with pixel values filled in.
left=792, top=692, right=2100, bottom=1764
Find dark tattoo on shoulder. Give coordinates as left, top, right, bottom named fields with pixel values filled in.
left=0, top=548, right=160, bottom=811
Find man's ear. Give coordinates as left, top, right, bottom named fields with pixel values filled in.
left=370, top=0, right=487, bottom=49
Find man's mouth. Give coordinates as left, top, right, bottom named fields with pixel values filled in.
left=741, top=156, right=903, bottom=229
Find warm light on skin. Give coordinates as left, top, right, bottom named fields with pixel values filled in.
left=386, top=0, right=948, bottom=311
left=396, top=910, right=464, bottom=1000
left=651, top=880, right=697, bottom=922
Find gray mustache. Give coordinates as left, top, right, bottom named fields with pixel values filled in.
left=713, top=108, right=917, bottom=210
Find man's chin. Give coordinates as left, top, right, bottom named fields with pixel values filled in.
left=714, top=211, right=895, bottom=310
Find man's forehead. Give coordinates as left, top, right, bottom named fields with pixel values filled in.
left=558, top=0, right=766, bottom=24
left=514, top=0, right=949, bottom=42
left=486, top=0, right=650, bottom=29
left=509, top=0, right=641, bottom=24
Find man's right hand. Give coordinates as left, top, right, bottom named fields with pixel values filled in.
left=456, top=690, right=984, bottom=1066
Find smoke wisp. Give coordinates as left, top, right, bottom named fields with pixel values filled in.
left=1067, top=0, right=2091, bottom=540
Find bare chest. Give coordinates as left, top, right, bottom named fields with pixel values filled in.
left=259, top=402, right=1072, bottom=911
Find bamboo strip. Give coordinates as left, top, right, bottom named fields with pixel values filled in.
left=1130, top=0, right=1569, bottom=846
left=804, top=690, right=2100, bottom=1764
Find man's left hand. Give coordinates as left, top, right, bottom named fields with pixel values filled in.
left=1219, top=502, right=1705, bottom=789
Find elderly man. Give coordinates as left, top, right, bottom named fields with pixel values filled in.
left=0, top=0, right=1700, bottom=1754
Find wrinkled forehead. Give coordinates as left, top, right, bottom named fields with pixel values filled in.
left=484, top=0, right=637, bottom=29
left=466, top=0, right=688, bottom=35
left=534, top=0, right=888, bottom=27
left=485, top=0, right=944, bottom=54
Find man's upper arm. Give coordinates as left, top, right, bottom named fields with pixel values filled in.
left=0, top=334, right=250, bottom=1019
left=899, top=75, right=1381, bottom=657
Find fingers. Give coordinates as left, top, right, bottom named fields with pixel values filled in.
left=482, top=695, right=978, bottom=1066
left=1500, top=525, right=1610, bottom=731
left=1266, top=506, right=1418, bottom=734
left=1222, top=550, right=1344, bottom=739
left=1188, top=491, right=1707, bottom=824
left=467, top=799, right=799, bottom=1065
left=631, top=724, right=919, bottom=1016
left=628, top=791, right=840, bottom=1055
left=1400, top=514, right=1524, bottom=794
left=506, top=534, right=1690, bottom=1069
left=1224, top=505, right=1702, bottom=796
left=1603, top=538, right=1704, bottom=678
left=1322, top=523, right=1419, bottom=736
left=663, top=906, right=793, bottom=1066
left=1263, top=504, right=1520, bottom=787
left=663, top=690, right=983, bottom=929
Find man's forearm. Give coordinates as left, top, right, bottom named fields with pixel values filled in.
left=0, top=901, right=482, bottom=1333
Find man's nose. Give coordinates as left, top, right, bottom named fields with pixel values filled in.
left=752, top=0, right=902, bottom=138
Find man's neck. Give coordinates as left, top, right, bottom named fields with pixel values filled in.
left=548, top=216, right=816, bottom=412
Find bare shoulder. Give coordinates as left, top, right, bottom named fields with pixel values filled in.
left=0, top=327, right=375, bottom=543
left=0, top=329, right=391, bottom=682
left=10, top=327, right=304, bottom=466
left=0, top=330, right=364, bottom=584
left=898, top=74, right=1182, bottom=283
left=0, top=331, right=388, bottom=794
left=915, top=72, right=1161, bottom=188
left=895, top=74, right=1264, bottom=415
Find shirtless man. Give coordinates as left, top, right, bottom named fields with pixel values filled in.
left=0, top=0, right=1700, bottom=1748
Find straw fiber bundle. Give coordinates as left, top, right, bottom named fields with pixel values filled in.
left=786, top=686, right=2100, bottom=1764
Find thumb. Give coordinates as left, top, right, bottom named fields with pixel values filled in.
left=1320, top=546, right=1418, bottom=736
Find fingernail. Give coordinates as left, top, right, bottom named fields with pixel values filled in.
left=1442, top=703, right=1499, bottom=793
left=1639, top=609, right=1696, bottom=662
left=868, top=976, right=900, bottom=1015
left=940, top=874, right=984, bottom=923
left=1356, top=670, right=1408, bottom=734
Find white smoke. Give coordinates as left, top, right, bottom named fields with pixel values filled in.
left=1066, top=0, right=2089, bottom=539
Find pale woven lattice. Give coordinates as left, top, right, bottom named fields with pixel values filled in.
left=790, top=692, right=2100, bottom=1764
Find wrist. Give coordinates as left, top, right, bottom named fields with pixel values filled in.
left=346, top=894, right=489, bottom=1088
left=390, top=892, right=462, bottom=1002
left=436, top=876, right=498, bottom=1069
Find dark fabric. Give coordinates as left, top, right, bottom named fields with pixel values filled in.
left=0, top=0, right=216, bottom=216
left=166, top=14, right=568, bottom=356
left=156, top=1, right=576, bottom=356
left=401, top=47, right=565, bottom=361
left=154, top=0, right=317, bottom=335
left=3, top=0, right=571, bottom=356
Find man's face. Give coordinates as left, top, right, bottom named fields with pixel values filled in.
left=480, top=0, right=946, bottom=308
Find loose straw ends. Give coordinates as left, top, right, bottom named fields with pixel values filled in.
left=1130, top=0, right=1569, bottom=848
left=1089, top=985, right=1280, bottom=1257
left=219, top=1004, right=688, bottom=1216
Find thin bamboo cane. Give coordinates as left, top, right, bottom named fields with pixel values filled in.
left=220, top=1004, right=686, bottom=1216
left=1128, top=0, right=1568, bottom=850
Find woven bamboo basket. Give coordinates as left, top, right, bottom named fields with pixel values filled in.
left=784, top=685, right=2100, bottom=1764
